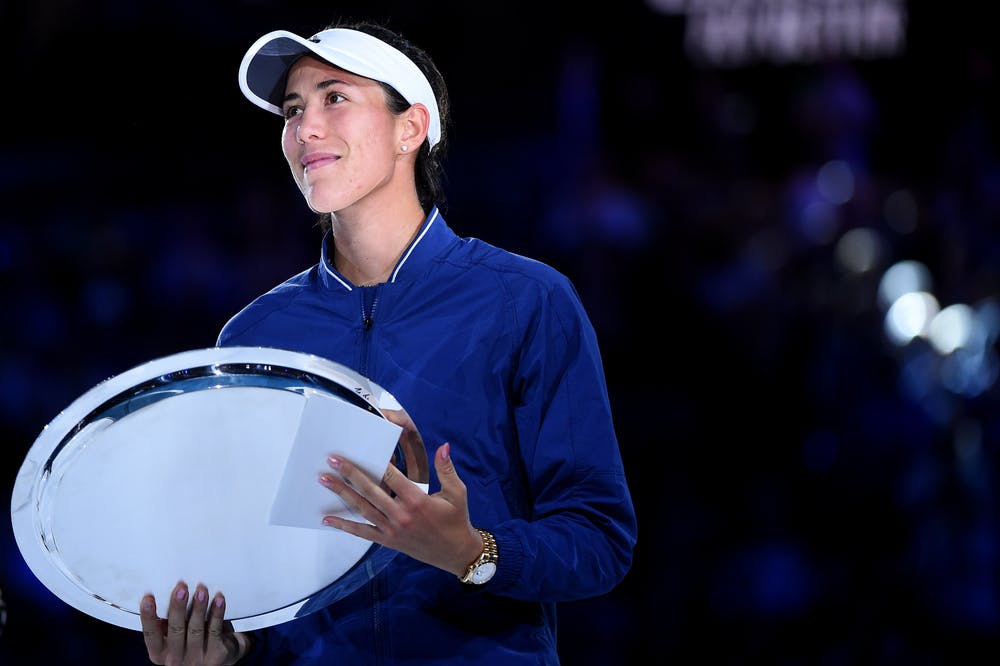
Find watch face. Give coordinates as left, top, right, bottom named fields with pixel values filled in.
left=472, top=562, right=497, bottom=584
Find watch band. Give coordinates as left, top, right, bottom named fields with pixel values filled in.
left=459, top=528, right=498, bottom=585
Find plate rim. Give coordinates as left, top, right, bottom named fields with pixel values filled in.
left=10, top=346, right=398, bottom=631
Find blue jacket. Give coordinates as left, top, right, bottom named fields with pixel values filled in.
left=218, top=207, right=637, bottom=664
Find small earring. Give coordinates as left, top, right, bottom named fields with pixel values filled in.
left=400, top=144, right=408, bottom=152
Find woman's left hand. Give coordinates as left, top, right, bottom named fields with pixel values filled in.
left=319, top=441, right=484, bottom=577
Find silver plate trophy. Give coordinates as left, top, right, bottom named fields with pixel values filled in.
left=10, top=346, right=429, bottom=632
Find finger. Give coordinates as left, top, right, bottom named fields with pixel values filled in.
left=382, top=409, right=430, bottom=482
left=205, top=593, right=234, bottom=663
left=322, top=512, right=382, bottom=543
left=327, top=456, right=382, bottom=495
left=434, top=443, right=467, bottom=500
left=164, top=581, right=189, bottom=659
left=319, top=469, right=390, bottom=525
left=381, top=462, right=421, bottom=502
left=326, top=456, right=394, bottom=515
left=381, top=408, right=414, bottom=430
left=139, top=593, right=166, bottom=663
left=186, top=583, right=210, bottom=651
left=206, top=592, right=226, bottom=639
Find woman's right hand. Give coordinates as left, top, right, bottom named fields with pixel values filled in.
left=140, top=581, right=250, bottom=665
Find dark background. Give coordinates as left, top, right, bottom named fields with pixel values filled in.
left=2, top=1, right=999, bottom=664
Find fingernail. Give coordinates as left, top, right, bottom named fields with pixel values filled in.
left=441, top=442, right=450, bottom=460
left=175, top=586, right=187, bottom=601
left=141, top=598, right=154, bottom=612
left=214, top=594, right=224, bottom=608
left=319, top=473, right=333, bottom=486
left=196, top=588, right=207, bottom=603
left=328, top=456, right=342, bottom=469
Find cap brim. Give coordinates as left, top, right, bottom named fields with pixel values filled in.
left=239, top=31, right=322, bottom=115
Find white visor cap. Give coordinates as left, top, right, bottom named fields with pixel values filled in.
left=239, top=28, right=442, bottom=148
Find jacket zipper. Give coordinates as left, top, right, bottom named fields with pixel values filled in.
left=362, top=285, right=387, bottom=662
left=362, top=286, right=380, bottom=332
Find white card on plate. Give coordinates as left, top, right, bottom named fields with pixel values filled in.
left=269, top=388, right=402, bottom=530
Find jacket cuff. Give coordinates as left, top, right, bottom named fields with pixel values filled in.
left=487, top=527, right=524, bottom=590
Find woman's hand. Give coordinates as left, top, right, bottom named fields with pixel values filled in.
left=140, top=581, right=249, bottom=665
left=319, top=442, right=484, bottom=578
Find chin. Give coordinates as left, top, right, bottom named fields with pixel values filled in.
left=307, top=201, right=337, bottom=215
left=301, top=190, right=335, bottom=214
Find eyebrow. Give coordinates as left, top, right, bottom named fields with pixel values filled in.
left=282, top=79, right=348, bottom=106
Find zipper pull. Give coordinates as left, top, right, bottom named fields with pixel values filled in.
left=361, top=286, right=379, bottom=331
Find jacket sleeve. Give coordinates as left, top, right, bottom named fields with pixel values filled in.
left=486, top=272, right=638, bottom=601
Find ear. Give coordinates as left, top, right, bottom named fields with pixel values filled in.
left=398, top=102, right=431, bottom=150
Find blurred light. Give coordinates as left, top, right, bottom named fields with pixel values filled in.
left=927, top=304, right=975, bottom=355
left=877, top=259, right=932, bottom=310
left=883, top=188, right=918, bottom=234
left=890, top=298, right=1000, bottom=400
left=897, top=347, right=939, bottom=404
left=936, top=300, right=1000, bottom=396
left=835, top=227, right=884, bottom=274
left=940, top=349, right=999, bottom=397
left=800, top=201, right=838, bottom=244
left=973, top=299, right=1000, bottom=346
left=884, top=291, right=939, bottom=345
left=817, top=160, right=855, bottom=204
left=647, top=0, right=907, bottom=66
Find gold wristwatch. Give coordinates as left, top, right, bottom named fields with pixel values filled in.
left=459, top=529, right=498, bottom=585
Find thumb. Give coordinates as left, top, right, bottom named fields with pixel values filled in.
left=434, top=442, right=461, bottom=489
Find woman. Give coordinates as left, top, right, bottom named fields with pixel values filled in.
left=140, top=19, right=637, bottom=665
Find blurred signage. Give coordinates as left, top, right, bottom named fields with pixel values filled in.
left=648, top=0, right=907, bottom=65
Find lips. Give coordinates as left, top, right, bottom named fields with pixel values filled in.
left=301, top=152, right=340, bottom=171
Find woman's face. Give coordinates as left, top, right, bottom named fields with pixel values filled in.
left=281, top=56, right=400, bottom=214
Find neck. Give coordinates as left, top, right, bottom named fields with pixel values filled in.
left=329, top=199, right=427, bottom=286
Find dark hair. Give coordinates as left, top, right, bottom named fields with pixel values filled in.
left=315, top=20, right=450, bottom=232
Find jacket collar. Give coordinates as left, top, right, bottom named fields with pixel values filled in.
left=319, top=206, right=447, bottom=291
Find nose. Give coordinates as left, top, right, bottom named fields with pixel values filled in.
left=295, top=107, right=324, bottom=144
